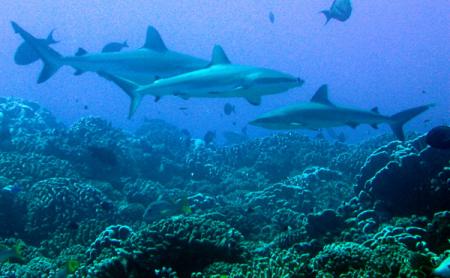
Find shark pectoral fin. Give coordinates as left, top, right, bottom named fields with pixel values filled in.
left=74, top=69, right=85, bottom=76
left=346, top=122, right=359, bottom=129
left=371, top=107, right=380, bottom=114
left=38, top=63, right=60, bottom=83
left=311, top=85, right=334, bottom=106
left=15, top=42, right=39, bottom=65
left=75, top=48, right=88, bottom=56
left=142, top=26, right=168, bottom=52
left=370, top=124, right=379, bottom=129
left=245, top=95, right=261, bottom=106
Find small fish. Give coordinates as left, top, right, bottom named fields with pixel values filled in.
left=423, top=119, right=431, bottom=124
left=1, top=183, right=21, bottom=194
left=223, top=103, right=236, bottom=115
left=143, top=197, right=192, bottom=221
left=56, top=259, right=81, bottom=278
left=180, top=197, right=192, bottom=215
left=426, top=125, right=450, bottom=150
left=268, top=11, right=275, bottom=23
left=421, top=90, right=427, bottom=94
left=203, top=131, right=216, bottom=145
left=87, top=146, right=118, bottom=166
left=84, top=105, right=89, bottom=110
left=178, top=107, right=188, bottom=111
left=0, top=243, right=23, bottom=262
left=321, top=0, right=352, bottom=24
left=101, top=41, right=129, bottom=53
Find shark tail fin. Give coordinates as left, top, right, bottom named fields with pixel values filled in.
left=320, top=10, right=332, bottom=25
left=389, top=104, right=433, bottom=141
left=100, top=72, right=142, bottom=118
left=11, top=21, right=62, bottom=83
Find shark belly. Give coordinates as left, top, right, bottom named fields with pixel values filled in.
left=140, top=66, right=245, bottom=98
left=302, top=108, right=389, bottom=128
left=144, top=77, right=240, bottom=98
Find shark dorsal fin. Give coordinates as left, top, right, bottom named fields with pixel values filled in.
left=75, top=48, right=87, bottom=56
left=371, top=107, right=379, bottom=114
left=142, top=26, right=167, bottom=52
left=210, top=45, right=230, bottom=65
left=311, top=85, right=334, bottom=106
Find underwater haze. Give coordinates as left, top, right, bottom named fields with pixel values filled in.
left=1, top=0, right=449, bottom=141
left=0, top=1, right=449, bottom=277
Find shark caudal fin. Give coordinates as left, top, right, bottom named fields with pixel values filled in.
left=14, top=29, right=58, bottom=66
left=11, top=21, right=62, bottom=83
left=389, top=104, right=434, bottom=141
left=100, top=73, right=142, bottom=119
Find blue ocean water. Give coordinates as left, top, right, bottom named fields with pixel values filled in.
left=1, top=1, right=448, bottom=141
left=0, top=1, right=449, bottom=277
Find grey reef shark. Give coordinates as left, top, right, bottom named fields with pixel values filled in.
left=104, top=45, right=304, bottom=118
left=11, top=21, right=208, bottom=84
left=250, top=84, right=433, bottom=141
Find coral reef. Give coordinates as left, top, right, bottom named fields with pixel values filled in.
left=356, top=136, right=450, bottom=216
left=0, top=98, right=448, bottom=277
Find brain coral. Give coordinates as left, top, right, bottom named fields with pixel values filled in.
left=25, top=178, right=112, bottom=242
left=130, top=216, right=245, bottom=277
